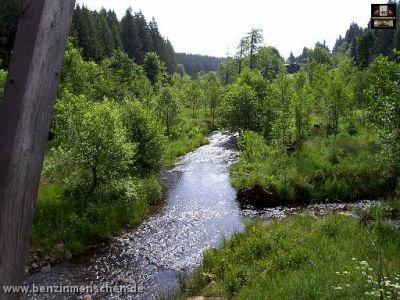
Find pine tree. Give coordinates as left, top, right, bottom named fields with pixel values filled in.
left=148, top=18, right=177, bottom=73
left=163, top=39, right=177, bottom=73
left=344, top=23, right=363, bottom=46
left=372, top=28, right=395, bottom=57
left=248, top=28, right=264, bottom=69
left=236, top=38, right=249, bottom=74
left=356, top=30, right=376, bottom=68
left=71, top=6, right=102, bottom=61
left=134, top=11, right=153, bottom=63
left=106, top=10, right=123, bottom=50
left=121, top=8, right=143, bottom=62
left=296, top=47, right=311, bottom=64
left=97, top=9, right=115, bottom=58
left=287, top=52, right=296, bottom=64
left=149, top=18, right=165, bottom=59
left=333, top=35, right=344, bottom=54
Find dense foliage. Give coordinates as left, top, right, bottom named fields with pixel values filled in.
left=72, top=6, right=178, bottom=72
left=178, top=13, right=400, bottom=300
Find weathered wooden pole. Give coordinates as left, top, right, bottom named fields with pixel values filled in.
left=0, top=0, right=75, bottom=298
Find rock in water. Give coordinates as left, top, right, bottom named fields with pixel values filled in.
left=237, top=184, right=279, bottom=207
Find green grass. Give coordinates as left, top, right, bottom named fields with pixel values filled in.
left=179, top=213, right=400, bottom=299
left=230, top=127, right=394, bottom=203
left=32, top=176, right=162, bottom=255
left=163, top=134, right=209, bottom=166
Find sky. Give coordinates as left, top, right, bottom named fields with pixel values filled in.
left=77, top=0, right=373, bottom=59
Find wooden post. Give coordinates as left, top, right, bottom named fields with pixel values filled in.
left=0, top=0, right=75, bottom=298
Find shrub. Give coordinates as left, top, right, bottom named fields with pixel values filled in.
left=122, top=100, right=166, bottom=172
left=54, top=94, right=136, bottom=192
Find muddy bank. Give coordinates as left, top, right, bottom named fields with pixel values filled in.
left=237, top=183, right=383, bottom=208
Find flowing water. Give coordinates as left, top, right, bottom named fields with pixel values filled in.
left=23, top=132, right=379, bottom=299
left=24, top=132, right=244, bottom=299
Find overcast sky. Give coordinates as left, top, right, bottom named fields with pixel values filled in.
left=77, top=0, right=373, bottom=59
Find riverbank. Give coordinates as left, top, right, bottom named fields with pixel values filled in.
left=26, top=130, right=209, bottom=275
left=179, top=201, right=400, bottom=299
left=230, top=129, right=396, bottom=207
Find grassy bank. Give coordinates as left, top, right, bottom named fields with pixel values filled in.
left=230, top=127, right=395, bottom=204
left=180, top=209, right=400, bottom=299
left=163, top=120, right=210, bottom=166
left=32, top=176, right=162, bottom=256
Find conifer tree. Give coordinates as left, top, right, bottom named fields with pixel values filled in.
left=106, top=10, right=123, bottom=50
left=121, top=8, right=143, bottom=62
left=135, top=11, right=153, bottom=63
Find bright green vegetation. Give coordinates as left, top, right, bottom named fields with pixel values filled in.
left=33, top=178, right=161, bottom=254
left=180, top=212, right=400, bottom=299
left=163, top=122, right=209, bottom=166
left=1, top=0, right=400, bottom=276
left=219, top=30, right=400, bottom=203
left=0, top=4, right=221, bottom=255
left=177, top=26, right=400, bottom=298
left=230, top=128, right=392, bottom=202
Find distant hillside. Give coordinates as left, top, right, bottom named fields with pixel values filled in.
left=175, top=53, right=224, bottom=75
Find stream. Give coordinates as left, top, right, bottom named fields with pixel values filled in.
left=23, top=132, right=378, bottom=299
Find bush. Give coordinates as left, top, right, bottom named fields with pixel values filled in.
left=122, top=100, right=166, bottom=172
left=220, top=81, right=260, bottom=132
left=54, top=94, right=136, bottom=192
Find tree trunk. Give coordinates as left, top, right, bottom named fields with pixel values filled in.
left=0, top=1, right=75, bottom=298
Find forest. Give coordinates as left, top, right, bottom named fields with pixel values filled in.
left=176, top=53, right=225, bottom=75
left=1, top=1, right=400, bottom=299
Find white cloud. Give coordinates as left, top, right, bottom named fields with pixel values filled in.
left=77, top=0, right=372, bottom=58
